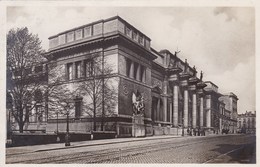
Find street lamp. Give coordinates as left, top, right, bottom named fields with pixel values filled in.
left=182, top=117, right=184, bottom=136
left=64, top=101, right=71, bottom=146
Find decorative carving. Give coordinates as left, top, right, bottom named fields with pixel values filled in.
left=193, top=66, right=197, bottom=77
left=122, top=84, right=129, bottom=95
left=132, top=90, right=145, bottom=115
left=152, top=78, right=162, bottom=89
left=200, top=71, right=203, bottom=81
left=184, top=59, right=188, bottom=73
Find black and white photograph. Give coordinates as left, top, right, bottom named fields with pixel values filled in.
left=2, top=0, right=257, bottom=165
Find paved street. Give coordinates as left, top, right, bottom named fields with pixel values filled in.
left=6, top=134, right=256, bottom=164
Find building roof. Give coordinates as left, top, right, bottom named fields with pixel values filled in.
left=48, top=15, right=151, bottom=40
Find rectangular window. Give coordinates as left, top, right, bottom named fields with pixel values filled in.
left=26, top=105, right=32, bottom=122
left=85, top=60, right=94, bottom=77
left=36, top=105, right=44, bottom=122
left=67, top=63, right=73, bottom=80
left=84, top=26, right=92, bottom=37
left=75, top=98, right=82, bottom=118
left=75, top=61, right=81, bottom=79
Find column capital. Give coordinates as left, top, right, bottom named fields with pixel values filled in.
left=188, top=76, right=199, bottom=85
left=165, top=67, right=182, bottom=76
left=188, top=84, right=197, bottom=92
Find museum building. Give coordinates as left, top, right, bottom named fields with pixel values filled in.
left=10, top=16, right=239, bottom=137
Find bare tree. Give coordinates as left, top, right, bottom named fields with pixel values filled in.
left=6, top=27, right=46, bottom=133
left=78, top=53, right=118, bottom=131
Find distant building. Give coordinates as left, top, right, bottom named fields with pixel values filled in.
left=7, top=62, right=48, bottom=133
left=237, top=111, right=256, bottom=134
left=219, top=93, right=239, bottom=133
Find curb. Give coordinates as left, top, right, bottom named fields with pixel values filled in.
left=7, top=134, right=237, bottom=155
left=35, top=135, right=183, bottom=152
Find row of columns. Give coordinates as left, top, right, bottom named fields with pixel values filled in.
left=172, top=84, right=210, bottom=128
left=128, top=61, right=146, bottom=83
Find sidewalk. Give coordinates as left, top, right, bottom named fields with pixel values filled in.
left=6, top=133, right=235, bottom=156
left=6, top=134, right=182, bottom=156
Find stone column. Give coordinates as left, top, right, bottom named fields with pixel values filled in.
left=157, top=98, right=160, bottom=122
left=163, top=97, right=167, bottom=122
left=219, top=118, right=222, bottom=131
left=73, top=62, right=76, bottom=79
left=129, top=61, right=134, bottom=79
left=192, top=92, right=197, bottom=128
left=184, top=89, right=188, bottom=128
left=200, top=97, right=204, bottom=127
left=136, top=64, right=141, bottom=81
left=169, top=102, right=172, bottom=124
left=173, top=85, right=179, bottom=127
left=206, top=97, right=211, bottom=128
left=142, top=68, right=146, bottom=83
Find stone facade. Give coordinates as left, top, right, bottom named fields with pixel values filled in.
left=9, top=16, right=239, bottom=137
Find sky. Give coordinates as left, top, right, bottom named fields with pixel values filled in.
left=6, top=6, right=255, bottom=114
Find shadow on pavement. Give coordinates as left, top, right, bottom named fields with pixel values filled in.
left=209, top=136, right=256, bottom=163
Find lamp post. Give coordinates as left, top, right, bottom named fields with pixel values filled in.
left=65, top=101, right=70, bottom=146
left=182, top=117, right=184, bottom=136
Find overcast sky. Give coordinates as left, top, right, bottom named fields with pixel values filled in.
left=6, top=6, right=255, bottom=114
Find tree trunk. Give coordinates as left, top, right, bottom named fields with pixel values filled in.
left=93, top=97, right=96, bottom=131
left=18, top=107, right=24, bottom=133
left=19, top=122, right=24, bottom=133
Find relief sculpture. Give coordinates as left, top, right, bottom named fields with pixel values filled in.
left=132, top=90, right=145, bottom=115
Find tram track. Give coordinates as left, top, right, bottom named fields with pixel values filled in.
left=9, top=136, right=229, bottom=164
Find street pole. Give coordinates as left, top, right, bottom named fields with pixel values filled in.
left=65, top=103, right=70, bottom=146
left=182, top=117, right=184, bottom=136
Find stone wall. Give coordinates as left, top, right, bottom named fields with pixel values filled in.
left=118, top=77, right=152, bottom=119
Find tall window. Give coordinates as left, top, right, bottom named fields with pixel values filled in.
left=74, top=97, right=83, bottom=118
left=36, top=105, right=43, bottom=122
left=85, top=60, right=94, bottom=77
left=75, top=61, right=81, bottom=79
left=67, top=63, right=73, bottom=80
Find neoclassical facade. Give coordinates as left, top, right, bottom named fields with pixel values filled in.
left=10, top=16, right=239, bottom=137
left=237, top=111, right=256, bottom=134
